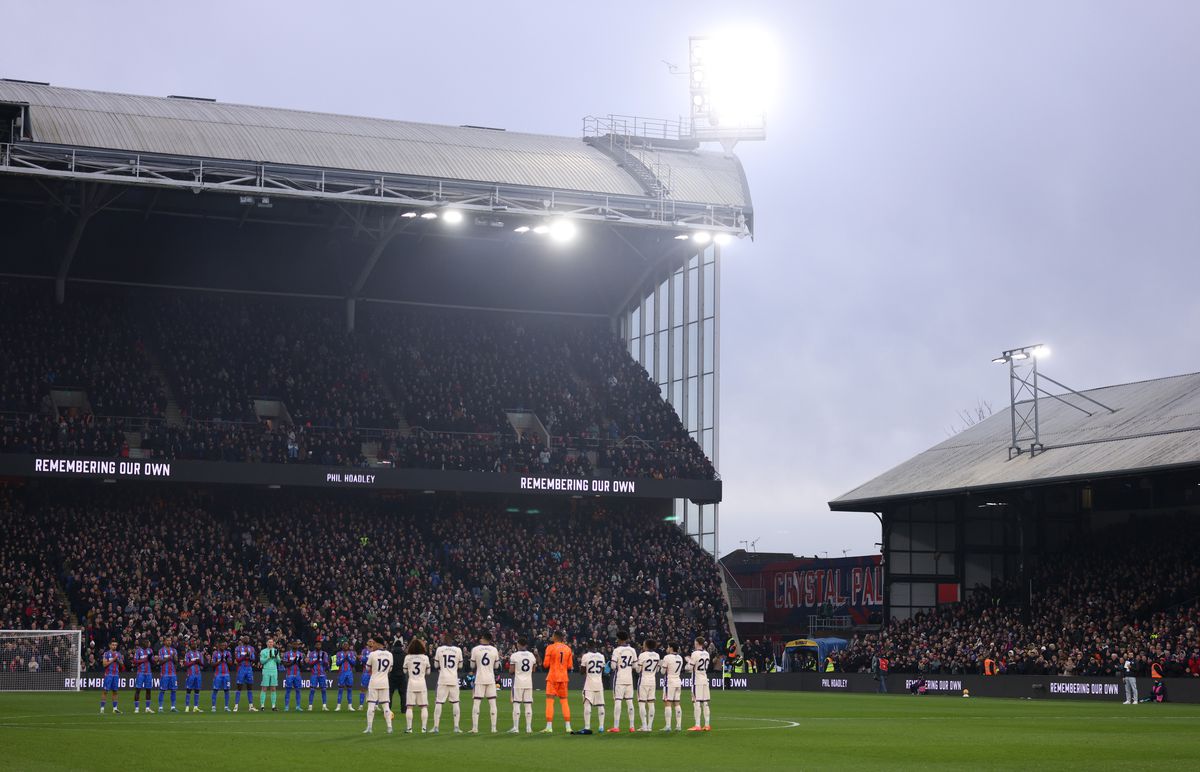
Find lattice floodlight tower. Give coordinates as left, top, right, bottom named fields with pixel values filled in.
left=689, top=36, right=768, bottom=153
left=992, top=345, right=1117, bottom=460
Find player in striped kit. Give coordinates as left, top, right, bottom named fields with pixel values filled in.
left=335, top=641, right=357, bottom=711
left=608, top=631, right=638, bottom=732
left=306, top=644, right=331, bottom=711
left=232, top=636, right=257, bottom=712
left=579, top=643, right=606, bottom=733
left=282, top=641, right=304, bottom=712
left=636, top=639, right=661, bottom=732
left=431, top=636, right=463, bottom=733
left=358, top=643, right=372, bottom=709
left=686, top=637, right=712, bottom=732
left=100, top=640, right=123, bottom=714
left=156, top=635, right=180, bottom=713
left=658, top=643, right=685, bottom=731
left=132, top=638, right=155, bottom=713
left=211, top=640, right=233, bottom=712
left=182, top=642, right=204, bottom=713
left=507, top=638, right=537, bottom=734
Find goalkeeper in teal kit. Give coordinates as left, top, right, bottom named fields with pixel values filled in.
left=259, top=638, right=281, bottom=711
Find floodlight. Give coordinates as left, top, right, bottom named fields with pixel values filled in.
left=674, top=233, right=690, bottom=240
left=991, top=356, right=1008, bottom=364
left=691, top=231, right=712, bottom=244
left=713, top=233, right=733, bottom=245
left=514, top=225, right=530, bottom=234
left=1032, top=346, right=1051, bottom=359
left=532, top=224, right=550, bottom=235
left=442, top=209, right=463, bottom=224
left=549, top=219, right=577, bottom=243
left=420, top=211, right=438, bottom=220
left=401, top=211, right=418, bottom=218
left=690, top=30, right=778, bottom=136
left=1010, top=351, right=1029, bottom=360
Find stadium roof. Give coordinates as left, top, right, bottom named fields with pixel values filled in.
left=830, top=371, right=1200, bottom=511
left=0, top=81, right=751, bottom=213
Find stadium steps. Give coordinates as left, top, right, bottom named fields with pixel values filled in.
left=717, top=566, right=743, bottom=662
left=395, top=414, right=412, bottom=437
left=583, top=135, right=670, bottom=197
left=123, top=430, right=149, bottom=460
left=360, top=440, right=381, bottom=465
left=138, top=345, right=185, bottom=428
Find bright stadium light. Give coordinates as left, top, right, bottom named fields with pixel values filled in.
left=713, top=232, right=733, bottom=245
left=549, top=219, right=577, bottom=243
left=1032, top=345, right=1051, bottom=359
left=690, top=28, right=778, bottom=145
left=420, top=211, right=438, bottom=220
left=513, top=225, right=531, bottom=234
left=674, top=233, right=690, bottom=240
left=442, top=209, right=464, bottom=224
left=401, top=211, right=418, bottom=218
left=532, top=224, right=550, bottom=235
left=691, top=231, right=712, bottom=244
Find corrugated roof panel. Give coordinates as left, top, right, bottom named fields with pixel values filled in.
left=830, top=371, right=1200, bottom=509
left=1, top=82, right=750, bottom=207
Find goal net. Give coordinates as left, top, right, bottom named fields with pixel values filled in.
left=0, top=630, right=82, bottom=691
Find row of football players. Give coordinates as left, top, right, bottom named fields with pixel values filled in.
left=361, top=630, right=714, bottom=735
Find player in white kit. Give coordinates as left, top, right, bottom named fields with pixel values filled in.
left=686, top=637, right=712, bottom=732
left=362, top=636, right=394, bottom=734
left=431, top=636, right=464, bottom=733
left=469, top=632, right=500, bottom=733
left=608, top=630, right=638, bottom=733
left=402, top=638, right=430, bottom=733
left=658, top=642, right=685, bottom=731
left=636, top=638, right=661, bottom=732
left=507, top=637, right=537, bottom=733
left=579, top=643, right=607, bottom=733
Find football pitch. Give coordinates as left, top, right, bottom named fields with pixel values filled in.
left=2, top=690, right=1198, bottom=771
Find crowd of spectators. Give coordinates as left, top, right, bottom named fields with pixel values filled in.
left=837, top=513, right=1200, bottom=677
left=0, top=283, right=715, bottom=481
left=1, top=485, right=728, bottom=670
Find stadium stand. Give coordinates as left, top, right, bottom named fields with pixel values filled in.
left=0, top=485, right=728, bottom=670
left=837, top=513, right=1200, bottom=677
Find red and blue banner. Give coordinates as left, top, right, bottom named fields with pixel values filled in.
left=764, top=555, right=883, bottom=626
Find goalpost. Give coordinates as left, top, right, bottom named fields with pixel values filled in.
left=0, top=630, right=82, bottom=692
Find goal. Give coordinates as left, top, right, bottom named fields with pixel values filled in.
left=0, top=630, right=82, bottom=692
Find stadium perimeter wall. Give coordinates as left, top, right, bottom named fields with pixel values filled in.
left=58, top=672, right=1200, bottom=703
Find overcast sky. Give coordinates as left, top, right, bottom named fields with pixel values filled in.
left=5, top=1, right=1200, bottom=558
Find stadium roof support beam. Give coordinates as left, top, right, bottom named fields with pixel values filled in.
left=346, top=212, right=408, bottom=332
left=54, top=182, right=123, bottom=303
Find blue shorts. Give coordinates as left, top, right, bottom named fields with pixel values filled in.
left=185, top=675, right=202, bottom=690
left=135, top=673, right=155, bottom=689
left=236, top=667, right=254, bottom=685
left=360, top=673, right=370, bottom=688
left=284, top=675, right=302, bottom=689
left=103, top=675, right=120, bottom=691
left=338, top=671, right=354, bottom=687
left=160, top=675, right=178, bottom=691
left=213, top=675, right=231, bottom=690
left=310, top=675, right=328, bottom=689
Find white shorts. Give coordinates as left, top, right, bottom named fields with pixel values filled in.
left=512, top=686, right=532, bottom=704
left=473, top=682, right=497, bottom=699
left=663, top=684, right=682, bottom=702
left=638, top=682, right=656, bottom=702
left=613, top=683, right=634, bottom=700
left=436, top=683, right=460, bottom=704
left=583, top=688, right=604, bottom=706
left=406, top=687, right=428, bottom=707
left=367, top=686, right=391, bottom=705
left=692, top=679, right=711, bottom=702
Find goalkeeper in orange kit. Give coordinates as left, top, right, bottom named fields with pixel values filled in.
left=540, top=631, right=573, bottom=733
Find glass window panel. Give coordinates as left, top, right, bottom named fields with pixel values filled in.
left=658, top=282, right=669, bottom=331
left=643, top=344, right=654, bottom=379
left=644, top=295, right=654, bottom=334
left=890, top=552, right=911, bottom=574
left=687, top=377, right=698, bottom=430
left=937, top=523, right=956, bottom=550
left=660, top=383, right=669, bottom=402
left=890, top=522, right=910, bottom=551
left=630, top=337, right=638, bottom=359
left=702, top=429, right=713, bottom=458
left=911, top=502, right=935, bottom=521
left=702, top=533, right=716, bottom=554
left=687, top=322, right=698, bottom=375
left=890, top=606, right=912, bottom=622
left=630, top=307, right=640, bottom=339
left=704, top=262, right=715, bottom=314
left=688, top=268, right=698, bottom=321
left=891, top=583, right=911, bottom=606
left=673, top=327, right=683, bottom=375
left=911, top=583, right=937, bottom=606
left=657, top=349, right=668, bottom=385
left=911, top=522, right=936, bottom=551
left=911, top=552, right=936, bottom=574
left=936, top=552, right=955, bottom=575
left=672, top=381, right=683, bottom=413
left=703, top=318, right=714, bottom=373
left=703, top=374, right=714, bottom=429
left=672, top=272, right=683, bottom=326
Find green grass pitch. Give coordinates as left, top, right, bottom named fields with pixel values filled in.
left=2, top=690, right=1198, bottom=771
